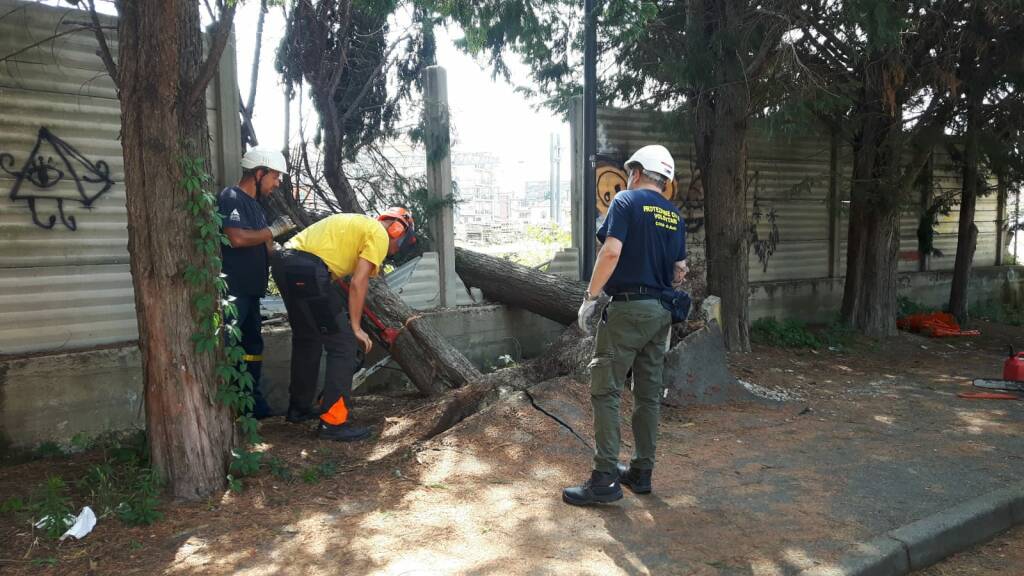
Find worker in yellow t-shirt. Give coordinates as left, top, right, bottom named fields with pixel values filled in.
left=271, top=207, right=417, bottom=442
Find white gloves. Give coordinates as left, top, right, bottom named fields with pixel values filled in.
left=269, top=216, right=296, bottom=238
left=577, top=292, right=608, bottom=336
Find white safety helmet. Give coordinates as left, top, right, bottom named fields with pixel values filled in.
left=241, top=146, right=288, bottom=174
left=624, top=144, right=674, bottom=181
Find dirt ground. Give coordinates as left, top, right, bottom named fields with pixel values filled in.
left=1, top=320, right=1022, bottom=575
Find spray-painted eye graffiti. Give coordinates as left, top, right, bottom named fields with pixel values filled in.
left=1, top=127, right=115, bottom=230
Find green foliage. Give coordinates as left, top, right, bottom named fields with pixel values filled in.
left=230, top=449, right=263, bottom=477
left=31, top=558, right=58, bottom=568
left=181, top=156, right=261, bottom=463
left=70, top=432, right=94, bottom=452
left=73, top=433, right=162, bottom=526
left=300, top=460, right=339, bottom=484
left=33, top=442, right=65, bottom=460
left=277, top=1, right=436, bottom=161
left=116, top=468, right=163, bottom=526
left=897, top=296, right=933, bottom=317
left=267, top=456, right=293, bottom=481
left=972, top=300, right=1024, bottom=326
left=750, top=318, right=822, bottom=349
left=1, top=496, right=25, bottom=514
left=227, top=475, right=244, bottom=494
left=31, top=476, right=73, bottom=540
left=300, top=467, right=321, bottom=484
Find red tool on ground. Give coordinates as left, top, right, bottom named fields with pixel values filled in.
left=965, top=346, right=1024, bottom=400
left=335, top=279, right=401, bottom=348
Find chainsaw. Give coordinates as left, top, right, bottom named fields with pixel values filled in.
left=972, top=346, right=1024, bottom=393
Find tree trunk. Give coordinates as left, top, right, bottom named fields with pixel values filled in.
left=322, top=136, right=363, bottom=214
left=117, top=1, right=234, bottom=499
left=454, top=247, right=585, bottom=325
left=687, top=0, right=756, bottom=353
left=840, top=56, right=905, bottom=338
left=949, top=84, right=983, bottom=324
left=366, top=278, right=481, bottom=395
left=694, top=83, right=751, bottom=352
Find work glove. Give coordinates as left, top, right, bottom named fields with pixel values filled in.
left=577, top=291, right=609, bottom=336
left=269, top=216, right=296, bottom=239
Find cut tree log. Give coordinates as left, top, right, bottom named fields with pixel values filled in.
left=366, top=278, right=481, bottom=396
left=454, top=247, right=585, bottom=325
left=415, top=325, right=595, bottom=439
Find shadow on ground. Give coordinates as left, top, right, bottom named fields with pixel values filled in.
left=2, top=324, right=1022, bottom=575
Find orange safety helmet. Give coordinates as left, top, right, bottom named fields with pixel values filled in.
left=377, top=206, right=417, bottom=251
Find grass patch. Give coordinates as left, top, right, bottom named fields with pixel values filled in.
left=972, top=300, right=1024, bottom=326
left=751, top=318, right=823, bottom=349
left=751, top=317, right=857, bottom=351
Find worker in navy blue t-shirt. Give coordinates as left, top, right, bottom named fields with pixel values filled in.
left=217, top=147, right=296, bottom=419
left=563, top=145, right=688, bottom=507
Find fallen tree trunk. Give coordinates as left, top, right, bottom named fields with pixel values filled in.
left=416, top=325, right=594, bottom=439
left=454, top=247, right=585, bottom=325
left=367, top=278, right=481, bottom=396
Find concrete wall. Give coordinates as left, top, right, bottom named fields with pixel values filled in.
left=0, top=305, right=565, bottom=450
left=4, top=267, right=1019, bottom=450
left=0, top=346, right=143, bottom=451
left=750, top=266, right=1024, bottom=324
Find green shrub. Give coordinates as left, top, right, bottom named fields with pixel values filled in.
left=31, top=477, right=73, bottom=540
left=897, top=296, right=933, bottom=317
left=751, top=317, right=822, bottom=349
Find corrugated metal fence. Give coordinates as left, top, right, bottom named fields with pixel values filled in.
left=0, top=0, right=240, bottom=355
left=575, top=104, right=1003, bottom=284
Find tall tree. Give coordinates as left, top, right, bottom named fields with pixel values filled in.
left=947, top=2, right=1024, bottom=323
left=276, top=0, right=482, bottom=394
left=277, top=0, right=435, bottom=214
left=795, top=0, right=959, bottom=337
left=442, top=0, right=798, bottom=352
left=83, top=0, right=239, bottom=499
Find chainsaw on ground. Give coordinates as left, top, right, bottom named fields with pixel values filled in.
left=971, top=346, right=1024, bottom=393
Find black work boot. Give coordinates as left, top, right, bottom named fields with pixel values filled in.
left=318, top=421, right=371, bottom=442
left=562, top=470, right=623, bottom=506
left=286, top=405, right=322, bottom=423
left=616, top=463, right=653, bottom=494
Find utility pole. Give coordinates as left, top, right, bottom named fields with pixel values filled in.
left=550, top=133, right=561, bottom=224
left=582, top=0, right=597, bottom=280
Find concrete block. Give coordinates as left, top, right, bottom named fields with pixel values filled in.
left=662, top=321, right=764, bottom=406
left=798, top=536, right=909, bottom=576
left=999, top=482, right=1024, bottom=524
left=887, top=488, right=1018, bottom=571
left=0, top=346, right=143, bottom=449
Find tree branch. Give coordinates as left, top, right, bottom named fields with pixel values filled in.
left=0, top=26, right=93, bottom=64
left=83, top=0, right=119, bottom=89
left=245, top=0, right=267, bottom=119
left=186, top=1, right=238, bottom=110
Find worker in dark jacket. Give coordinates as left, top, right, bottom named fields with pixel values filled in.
left=218, top=147, right=295, bottom=419
left=564, top=145, right=688, bottom=506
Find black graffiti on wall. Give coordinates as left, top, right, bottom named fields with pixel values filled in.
left=1, top=127, right=114, bottom=230
left=748, top=171, right=782, bottom=273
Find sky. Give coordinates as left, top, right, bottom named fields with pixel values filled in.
left=233, top=3, right=572, bottom=189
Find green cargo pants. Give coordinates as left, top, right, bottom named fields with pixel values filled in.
left=589, top=298, right=672, bottom=474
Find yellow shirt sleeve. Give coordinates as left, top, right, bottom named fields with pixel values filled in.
left=360, top=225, right=389, bottom=277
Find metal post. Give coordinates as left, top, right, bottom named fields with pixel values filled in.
left=423, top=65, right=458, bottom=307
left=582, top=0, right=597, bottom=281
left=214, top=31, right=242, bottom=189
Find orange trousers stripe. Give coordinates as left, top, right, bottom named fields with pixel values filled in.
left=320, top=396, right=349, bottom=425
